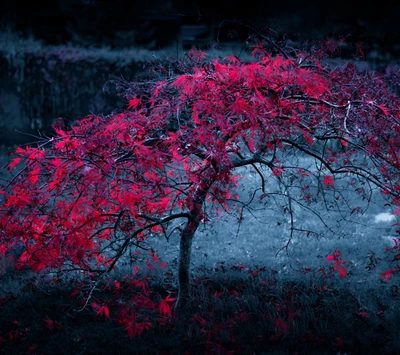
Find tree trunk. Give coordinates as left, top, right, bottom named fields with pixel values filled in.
left=174, top=188, right=206, bottom=313
left=174, top=219, right=199, bottom=312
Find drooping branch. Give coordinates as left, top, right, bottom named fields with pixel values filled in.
left=97, top=212, right=192, bottom=275
left=280, top=139, right=392, bottom=193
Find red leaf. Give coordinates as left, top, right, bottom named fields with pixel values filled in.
left=54, top=139, right=67, bottom=150
left=214, top=291, right=222, bottom=298
left=323, top=176, right=334, bottom=186
left=326, top=249, right=347, bottom=277
left=381, top=269, right=397, bottom=282
left=94, top=303, right=110, bottom=319
left=19, top=251, right=30, bottom=263
left=230, top=290, right=240, bottom=297
left=28, top=167, right=41, bottom=184
left=248, top=139, right=255, bottom=152
left=133, top=265, right=140, bottom=275
left=159, top=297, right=173, bottom=317
left=378, top=104, right=389, bottom=116
left=8, top=157, right=21, bottom=171
left=338, top=265, right=347, bottom=277
left=103, top=305, right=110, bottom=319
left=44, top=317, right=54, bottom=331
left=303, top=132, right=314, bottom=146
left=54, top=127, right=67, bottom=137
left=127, top=98, right=141, bottom=109
left=44, top=317, right=62, bottom=331
left=273, top=167, right=284, bottom=177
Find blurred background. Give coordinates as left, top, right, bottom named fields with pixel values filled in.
left=1, top=0, right=399, bottom=51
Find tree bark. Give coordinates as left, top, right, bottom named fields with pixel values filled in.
left=174, top=188, right=206, bottom=313
left=175, top=219, right=199, bottom=312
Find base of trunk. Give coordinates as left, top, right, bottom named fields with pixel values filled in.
left=174, top=292, right=189, bottom=313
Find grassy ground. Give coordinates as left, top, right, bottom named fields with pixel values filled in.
left=1, top=262, right=400, bottom=354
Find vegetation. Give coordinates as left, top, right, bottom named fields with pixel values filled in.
left=0, top=33, right=400, bottom=353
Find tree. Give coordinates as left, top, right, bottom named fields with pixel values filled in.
left=1, top=38, right=399, bottom=313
